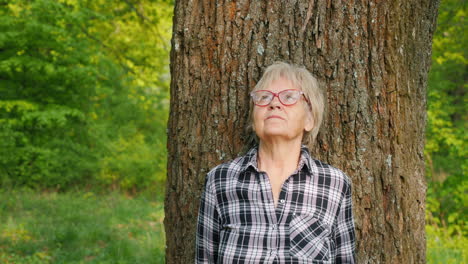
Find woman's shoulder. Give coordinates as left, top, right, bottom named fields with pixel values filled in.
left=207, top=156, right=245, bottom=176
left=308, top=157, right=353, bottom=188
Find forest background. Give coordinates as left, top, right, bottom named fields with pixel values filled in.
left=0, top=0, right=465, bottom=263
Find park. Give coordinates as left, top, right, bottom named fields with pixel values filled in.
left=0, top=0, right=465, bottom=263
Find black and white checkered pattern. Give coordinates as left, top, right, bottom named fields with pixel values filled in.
left=196, top=146, right=356, bottom=263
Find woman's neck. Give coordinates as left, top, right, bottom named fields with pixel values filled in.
left=257, top=139, right=302, bottom=176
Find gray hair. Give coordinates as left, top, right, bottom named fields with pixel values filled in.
left=246, top=62, right=324, bottom=146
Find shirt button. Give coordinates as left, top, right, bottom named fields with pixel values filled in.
left=280, top=199, right=285, bottom=204
left=271, top=224, right=277, bottom=230
left=270, top=249, right=277, bottom=256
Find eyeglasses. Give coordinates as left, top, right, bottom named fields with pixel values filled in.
left=250, top=89, right=308, bottom=106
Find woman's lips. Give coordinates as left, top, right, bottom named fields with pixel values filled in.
left=266, top=115, right=285, bottom=120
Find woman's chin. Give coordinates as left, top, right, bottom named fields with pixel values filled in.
left=265, top=127, right=286, bottom=135
left=257, top=128, right=303, bottom=142
left=260, top=129, right=289, bottom=139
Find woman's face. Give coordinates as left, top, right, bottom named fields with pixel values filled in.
left=252, top=77, right=313, bottom=143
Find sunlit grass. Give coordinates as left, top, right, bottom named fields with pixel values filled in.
left=426, top=224, right=467, bottom=264
left=0, top=189, right=165, bottom=264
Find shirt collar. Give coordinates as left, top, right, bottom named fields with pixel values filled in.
left=241, top=145, right=313, bottom=174
left=240, top=146, right=260, bottom=172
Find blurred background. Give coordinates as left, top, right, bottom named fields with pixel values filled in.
left=0, top=0, right=465, bottom=263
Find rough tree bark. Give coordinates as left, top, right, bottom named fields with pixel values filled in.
left=165, top=0, right=439, bottom=263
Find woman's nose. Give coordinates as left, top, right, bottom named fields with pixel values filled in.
left=268, top=96, right=282, bottom=109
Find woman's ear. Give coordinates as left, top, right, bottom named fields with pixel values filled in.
left=304, top=113, right=314, bottom=132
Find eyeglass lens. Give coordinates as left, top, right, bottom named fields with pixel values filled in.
left=251, top=90, right=302, bottom=106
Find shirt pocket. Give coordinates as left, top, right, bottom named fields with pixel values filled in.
left=218, top=223, right=241, bottom=262
left=219, top=223, right=241, bottom=246
left=289, top=213, right=332, bottom=261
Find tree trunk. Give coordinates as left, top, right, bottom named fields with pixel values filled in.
left=165, top=0, right=439, bottom=263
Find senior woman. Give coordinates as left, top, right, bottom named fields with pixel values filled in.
left=196, top=62, right=356, bottom=263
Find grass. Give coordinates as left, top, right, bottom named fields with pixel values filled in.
left=426, top=224, right=467, bottom=264
left=0, top=189, right=165, bottom=264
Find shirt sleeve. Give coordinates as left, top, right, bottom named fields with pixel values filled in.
left=195, top=174, right=221, bottom=263
left=334, top=180, right=356, bottom=263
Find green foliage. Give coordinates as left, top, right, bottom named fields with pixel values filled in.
left=81, top=0, right=172, bottom=192
left=0, top=0, right=102, bottom=188
left=99, top=133, right=166, bottom=192
left=0, top=0, right=172, bottom=192
left=425, top=0, right=467, bottom=261
left=0, top=189, right=165, bottom=263
left=426, top=0, right=467, bottom=178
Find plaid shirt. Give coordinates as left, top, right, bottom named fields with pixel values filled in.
left=196, top=146, right=356, bottom=263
